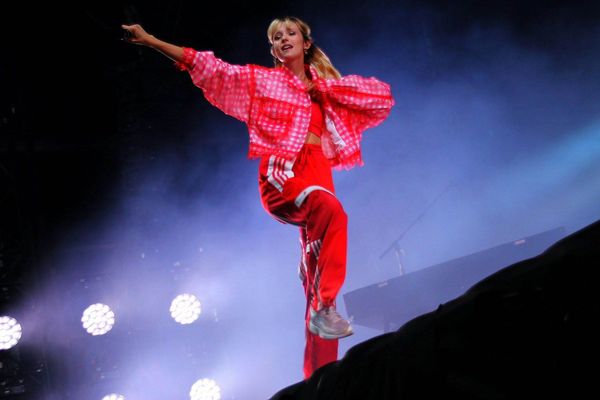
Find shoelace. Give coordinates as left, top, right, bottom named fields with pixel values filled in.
left=324, top=307, right=344, bottom=322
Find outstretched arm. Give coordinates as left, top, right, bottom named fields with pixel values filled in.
left=121, top=23, right=252, bottom=123
left=121, top=24, right=184, bottom=63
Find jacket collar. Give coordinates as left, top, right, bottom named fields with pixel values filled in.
left=278, top=64, right=325, bottom=91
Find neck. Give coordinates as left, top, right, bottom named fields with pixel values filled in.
left=284, top=58, right=307, bottom=81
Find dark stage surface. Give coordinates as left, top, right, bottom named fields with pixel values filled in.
left=272, top=219, right=600, bottom=399
left=1, top=1, right=599, bottom=399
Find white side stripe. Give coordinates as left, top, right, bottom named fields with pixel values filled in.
left=266, top=155, right=295, bottom=192
left=294, top=185, right=335, bottom=207
left=314, top=266, right=322, bottom=309
left=266, top=156, right=282, bottom=191
left=309, top=239, right=322, bottom=259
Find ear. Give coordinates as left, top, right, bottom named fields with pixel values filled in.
left=304, top=41, right=312, bottom=52
left=270, top=45, right=279, bottom=60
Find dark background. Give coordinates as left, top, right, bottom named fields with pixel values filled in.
left=3, top=0, right=598, bottom=278
left=1, top=1, right=599, bottom=399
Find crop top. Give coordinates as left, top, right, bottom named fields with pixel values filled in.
left=308, top=100, right=324, bottom=137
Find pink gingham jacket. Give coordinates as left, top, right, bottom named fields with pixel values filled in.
left=177, top=48, right=394, bottom=170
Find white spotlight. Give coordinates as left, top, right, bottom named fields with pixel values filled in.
left=190, top=378, right=221, bottom=400
left=81, top=303, right=115, bottom=336
left=0, top=316, right=22, bottom=350
left=101, top=394, right=125, bottom=400
left=170, top=294, right=202, bottom=325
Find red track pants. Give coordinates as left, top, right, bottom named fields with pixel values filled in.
left=259, top=144, right=348, bottom=379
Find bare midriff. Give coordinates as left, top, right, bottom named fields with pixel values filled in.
left=305, top=132, right=321, bottom=145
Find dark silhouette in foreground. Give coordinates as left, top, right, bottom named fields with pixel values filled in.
left=272, top=219, right=599, bottom=399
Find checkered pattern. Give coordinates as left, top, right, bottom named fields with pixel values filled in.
left=177, top=48, right=394, bottom=170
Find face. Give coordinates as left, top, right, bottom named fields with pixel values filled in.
left=271, top=22, right=311, bottom=64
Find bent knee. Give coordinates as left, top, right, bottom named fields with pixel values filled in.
left=309, top=190, right=347, bottom=222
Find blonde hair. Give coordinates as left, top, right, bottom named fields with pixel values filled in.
left=267, top=16, right=341, bottom=80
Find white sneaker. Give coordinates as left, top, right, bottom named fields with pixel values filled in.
left=308, top=306, right=354, bottom=340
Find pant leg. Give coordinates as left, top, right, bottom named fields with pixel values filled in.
left=300, top=226, right=339, bottom=379
left=304, top=190, right=348, bottom=309
left=259, top=148, right=347, bottom=379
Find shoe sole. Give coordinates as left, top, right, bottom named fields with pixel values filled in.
left=308, top=320, right=354, bottom=340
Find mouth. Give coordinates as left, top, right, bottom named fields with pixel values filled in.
left=281, top=44, right=293, bottom=51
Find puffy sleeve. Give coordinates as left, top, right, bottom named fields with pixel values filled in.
left=322, top=74, right=394, bottom=134
left=176, top=48, right=252, bottom=123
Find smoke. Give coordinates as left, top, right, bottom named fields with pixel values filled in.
left=289, top=0, right=600, bottom=354
left=9, top=1, right=600, bottom=398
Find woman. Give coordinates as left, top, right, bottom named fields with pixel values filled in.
left=122, top=16, right=394, bottom=378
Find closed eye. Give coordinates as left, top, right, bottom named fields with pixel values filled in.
left=273, top=30, right=297, bottom=41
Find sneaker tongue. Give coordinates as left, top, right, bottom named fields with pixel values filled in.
left=325, top=307, right=339, bottom=320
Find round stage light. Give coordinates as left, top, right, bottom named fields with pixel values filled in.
left=0, top=316, right=22, bottom=350
left=81, top=303, right=115, bottom=336
left=190, top=378, right=221, bottom=400
left=101, top=394, right=125, bottom=400
left=170, top=294, right=202, bottom=325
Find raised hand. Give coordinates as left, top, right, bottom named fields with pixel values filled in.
left=121, top=24, right=153, bottom=46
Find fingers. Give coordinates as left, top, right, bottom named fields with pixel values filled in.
left=121, top=24, right=141, bottom=43
left=121, top=25, right=133, bottom=42
left=120, top=24, right=152, bottom=46
left=121, top=24, right=142, bottom=32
